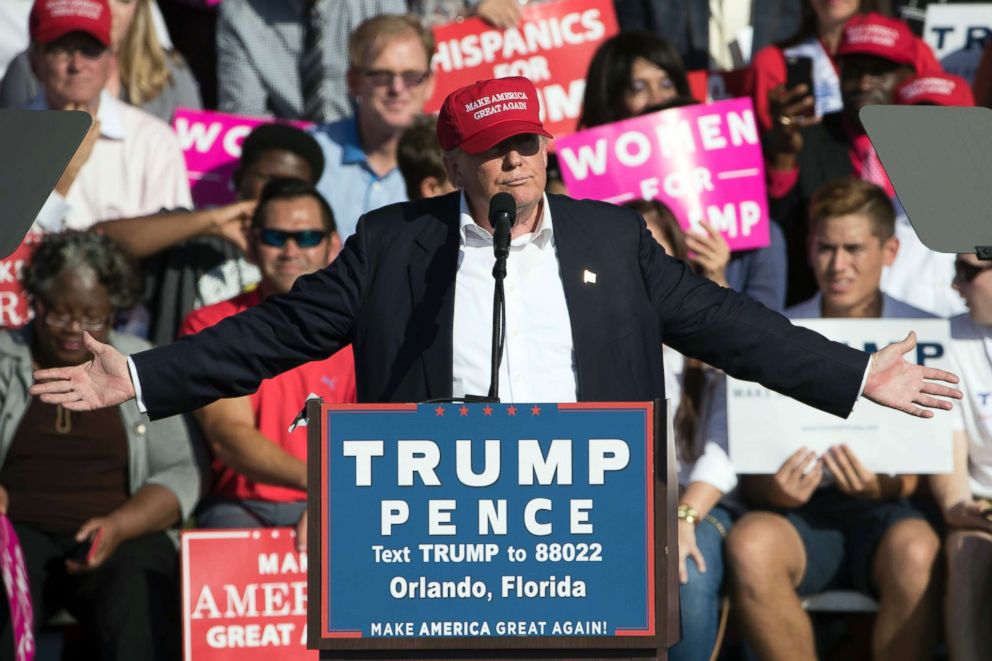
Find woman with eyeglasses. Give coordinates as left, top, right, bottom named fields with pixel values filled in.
left=577, top=30, right=693, bottom=130
left=0, top=232, right=198, bottom=660
left=931, top=254, right=992, bottom=660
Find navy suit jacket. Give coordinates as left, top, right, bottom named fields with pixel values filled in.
left=133, top=193, right=869, bottom=420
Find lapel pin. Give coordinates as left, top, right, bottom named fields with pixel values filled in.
left=583, top=269, right=597, bottom=284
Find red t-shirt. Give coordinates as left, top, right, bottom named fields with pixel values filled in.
left=179, top=290, right=357, bottom=502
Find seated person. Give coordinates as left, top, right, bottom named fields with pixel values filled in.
left=931, top=253, right=992, bottom=661
left=180, top=179, right=356, bottom=551
left=94, top=123, right=327, bottom=346
left=632, top=199, right=741, bottom=661
left=725, top=177, right=941, bottom=660
left=397, top=114, right=455, bottom=201
left=0, top=232, right=199, bottom=661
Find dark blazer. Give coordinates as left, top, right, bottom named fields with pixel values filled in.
left=613, top=0, right=802, bottom=69
left=133, top=193, right=868, bottom=420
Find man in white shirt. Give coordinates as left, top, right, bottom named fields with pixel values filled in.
left=30, top=79, right=960, bottom=450
left=726, top=177, right=942, bottom=661
left=931, top=253, right=992, bottom=659
left=27, top=0, right=190, bottom=232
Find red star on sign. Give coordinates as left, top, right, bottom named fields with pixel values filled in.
left=531, top=405, right=541, bottom=416
left=459, top=405, right=469, bottom=416
left=483, top=405, right=493, bottom=416
left=434, top=405, right=445, bottom=416
left=507, top=405, right=517, bottom=416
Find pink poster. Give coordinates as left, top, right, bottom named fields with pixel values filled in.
left=0, top=516, right=34, bottom=661
left=556, top=97, right=770, bottom=252
left=172, top=110, right=312, bottom=208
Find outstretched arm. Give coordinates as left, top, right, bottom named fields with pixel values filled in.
left=30, top=333, right=135, bottom=410
left=862, top=332, right=961, bottom=418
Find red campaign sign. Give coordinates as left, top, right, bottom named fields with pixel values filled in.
left=0, top=231, right=43, bottom=331
left=182, top=529, right=315, bottom=661
left=425, top=0, right=619, bottom=139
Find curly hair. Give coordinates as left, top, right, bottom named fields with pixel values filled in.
left=23, top=232, right=141, bottom=311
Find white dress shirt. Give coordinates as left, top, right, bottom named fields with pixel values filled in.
left=452, top=193, right=577, bottom=402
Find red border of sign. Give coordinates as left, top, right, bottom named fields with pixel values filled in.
left=319, top=401, right=654, bottom=639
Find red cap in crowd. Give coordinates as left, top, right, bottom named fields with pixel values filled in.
left=437, top=77, right=553, bottom=154
left=896, top=73, right=976, bottom=106
left=836, top=12, right=917, bottom=69
left=29, top=0, right=111, bottom=48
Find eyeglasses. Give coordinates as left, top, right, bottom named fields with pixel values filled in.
left=954, top=258, right=992, bottom=283
left=361, top=69, right=430, bottom=89
left=43, top=42, right=108, bottom=62
left=43, top=312, right=111, bottom=332
left=257, top=228, right=328, bottom=248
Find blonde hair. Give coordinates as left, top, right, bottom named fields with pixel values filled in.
left=348, top=14, right=434, bottom=69
left=117, top=0, right=173, bottom=105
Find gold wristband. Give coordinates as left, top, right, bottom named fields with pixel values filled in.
left=677, top=504, right=699, bottom=525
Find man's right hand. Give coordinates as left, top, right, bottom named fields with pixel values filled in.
left=766, top=84, right=819, bottom=171
left=30, top=332, right=135, bottom=411
left=767, top=448, right=823, bottom=508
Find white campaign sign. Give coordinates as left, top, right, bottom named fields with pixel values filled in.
left=728, top=318, right=953, bottom=474
left=923, top=4, right=992, bottom=84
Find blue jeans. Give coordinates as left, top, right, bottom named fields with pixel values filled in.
left=669, top=505, right=733, bottom=661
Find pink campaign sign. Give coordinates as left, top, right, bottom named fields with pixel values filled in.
left=0, top=516, right=34, bottom=661
left=172, top=109, right=312, bottom=208
left=556, top=97, right=770, bottom=251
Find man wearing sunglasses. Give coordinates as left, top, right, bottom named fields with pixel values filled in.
left=178, top=177, right=354, bottom=553
left=33, top=77, right=962, bottom=454
left=310, top=14, right=436, bottom=241
left=930, top=253, right=992, bottom=657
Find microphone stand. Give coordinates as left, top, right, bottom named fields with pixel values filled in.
left=488, top=245, right=508, bottom=400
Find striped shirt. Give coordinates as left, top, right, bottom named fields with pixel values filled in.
left=216, top=0, right=406, bottom=122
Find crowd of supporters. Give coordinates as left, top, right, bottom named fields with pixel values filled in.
left=0, top=0, right=990, bottom=659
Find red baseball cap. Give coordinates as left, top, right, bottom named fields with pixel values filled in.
left=437, top=77, right=553, bottom=154
left=30, top=0, right=111, bottom=48
left=836, top=13, right=917, bottom=69
left=896, top=73, right=976, bottom=106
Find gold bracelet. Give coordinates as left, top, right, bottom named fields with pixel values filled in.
left=677, top=504, right=699, bottom=525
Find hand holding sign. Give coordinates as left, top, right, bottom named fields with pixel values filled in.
left=863, top=332, right=962, bottom=418
left=474, top=0, right=523, bottom=28
left=821, top=445, right=884, bottom=500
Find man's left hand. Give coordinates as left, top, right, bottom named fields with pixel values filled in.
left=822, top=444, right=881, bottom=499
left=863, top=332, right=961, bottom=417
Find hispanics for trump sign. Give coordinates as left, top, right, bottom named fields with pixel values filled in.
left=172, top=109, right=312, bottom=208
left=311, top=402, right=657, bottom=648
left=425, top=0, right=619, bottom=138
left=182, top=529, right=315, bottom=660
left=557, top=97, right=770, bottom=252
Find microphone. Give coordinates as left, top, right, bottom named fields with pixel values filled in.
left=489, top=192, right=515, bottom=261
left=486, top=193, right=515, bottom=401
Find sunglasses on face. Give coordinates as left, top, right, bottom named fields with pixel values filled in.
left=257, top=228, right=328, bottom=248
left=361, top=69, right=430, bottom=89
left=954, top=258, right=992, bottom=283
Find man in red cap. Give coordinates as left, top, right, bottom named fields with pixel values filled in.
left=26, top=0, right=190, bottom=233
left=30, top=78, right=961, bottom=479
left=763, top=13, right=942, bottom=307
left=895, top=72, right=975, bottom=107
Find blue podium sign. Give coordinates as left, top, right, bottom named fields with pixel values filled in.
left=309, top=401, right=658, bottom=650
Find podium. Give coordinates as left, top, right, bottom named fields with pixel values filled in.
left=305, top=400, right=680, bottom=660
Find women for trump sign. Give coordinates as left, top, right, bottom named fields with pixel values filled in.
left=556, top=98, right=770, bottom=252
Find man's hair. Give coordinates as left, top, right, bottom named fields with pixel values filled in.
left=398, top=115, right=447, bottom=200
left=236, top=124, right=325, bottom=186
left=808, top=177, right=895, bottom=241
left=579, top=30, right=691, bottom=129
left=23, top=231, right=140, bottom=311
left=251, top=178, right=337, bottom=234
left=348, top=14, right=434, bottom=69
left=623, top=199, right=688, bottom=261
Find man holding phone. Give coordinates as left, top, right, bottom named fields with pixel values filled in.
left=763, top=12, right=930, bottom=305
